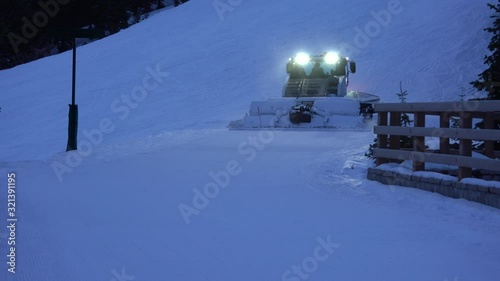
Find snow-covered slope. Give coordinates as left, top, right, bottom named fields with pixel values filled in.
left=0, top=0, right=491, bottom=161
left=1, top=0, right=499, bottom=281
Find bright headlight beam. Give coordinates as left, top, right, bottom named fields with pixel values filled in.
left=295, top=52, right=310, bottom=65
left=324, top=52, right=340, bottom=64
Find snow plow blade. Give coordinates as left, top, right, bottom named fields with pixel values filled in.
left=228, top=91, right=379, bottom=130
left=228, top=53, right=380, bottom=130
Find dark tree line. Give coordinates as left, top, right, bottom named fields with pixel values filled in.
left=472, top=0, right=500, bottom=100
left=174, top=0, right=189, bottom=7
left=470, top=1, right=500, bottom=151
left=0, top=0, right=187, bottom=70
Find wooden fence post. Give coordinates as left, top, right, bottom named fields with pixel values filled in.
left=371, top=101, right=500, bottom=180
left=439, top=112, right=450, bottom=154
left=458, top=112, right=473, bottom=179
left=376, top=111, right=388, bottom=166
left=484, top=113, right=495, bottom=158
left=413, top=112, right=426, bottom=171
left=389, top=111, right=401, bottom=150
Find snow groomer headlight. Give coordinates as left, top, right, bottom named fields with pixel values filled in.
left=294, top=52, right=311, bottom=65
left=324, top=52, right=340, bottom=64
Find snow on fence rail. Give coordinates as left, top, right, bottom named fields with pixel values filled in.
left=372, top=101, right=500, bottom=180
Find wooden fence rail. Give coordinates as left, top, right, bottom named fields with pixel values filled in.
left=373, top=101, right=500, bottom=180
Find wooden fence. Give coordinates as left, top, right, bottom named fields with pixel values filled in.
left=373, top=101, right=500, bottom=180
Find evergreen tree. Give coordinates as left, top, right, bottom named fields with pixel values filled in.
left=471, top=1, right=500, bottom=99
left=157, top=0, right=166, bottom=9
left=0, top=0, right=177, bottom=70
left=470, top=1, right=500, bottom=151
left=365, top=83, right=415, bottom=160
left=399, top=113, right=414, bottom=149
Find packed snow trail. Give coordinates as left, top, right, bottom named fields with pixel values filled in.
left=1, top=0, right=499, bottom=280
left=2, top=130, right=500, bottom=281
